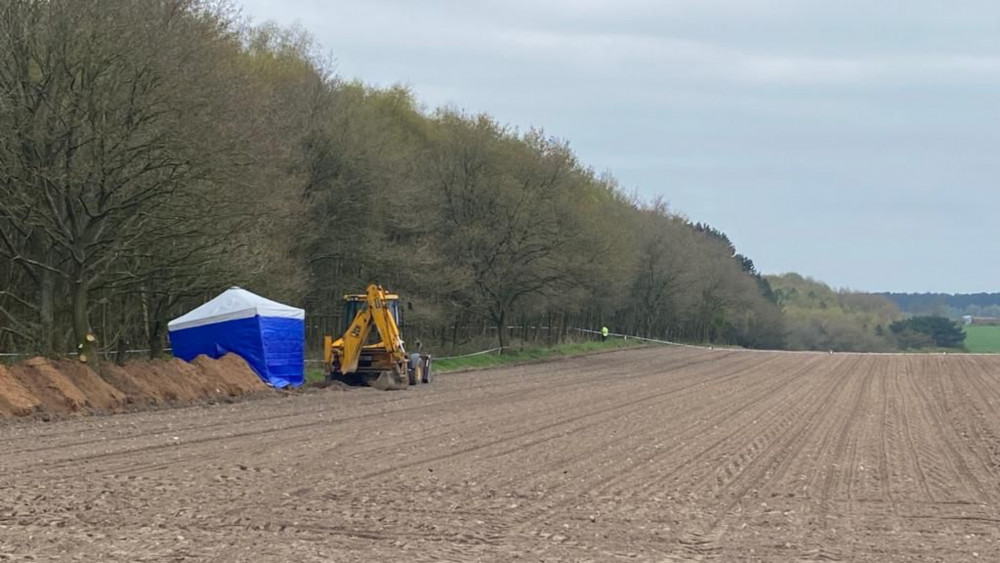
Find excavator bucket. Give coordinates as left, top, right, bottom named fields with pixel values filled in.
left=370, top=368, right=408, bottom=391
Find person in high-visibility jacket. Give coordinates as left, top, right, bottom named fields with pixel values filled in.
left=601, top=326, right=609, bottom=342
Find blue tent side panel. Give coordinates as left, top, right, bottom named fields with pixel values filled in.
left=259, top=316, right=305, bottom=388
left=169, top=317, right=268, bottom=382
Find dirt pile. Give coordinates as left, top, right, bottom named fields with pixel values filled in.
left=192, top=354, right=270, bottom=395
left=6, top=357, right=92, bottom=413
left=0, top=364, right=41, bottom=416
left=56, top=359, right=127, bottom=411
left=0, top=353, right=271, bottom=419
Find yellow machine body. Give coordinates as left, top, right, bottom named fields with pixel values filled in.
left=323, top=284, right=431, bottom=390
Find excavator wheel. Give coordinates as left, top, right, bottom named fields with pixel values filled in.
left=421, top=357, right=433, bottom=383
left=408, top=353, right=423, bottom=386
left=408, top=363, right=422, bottom=386
left=371, top=367, right=408, bottom=391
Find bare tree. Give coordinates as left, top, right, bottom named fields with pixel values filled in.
left=0, top=0, right=305, bottom=361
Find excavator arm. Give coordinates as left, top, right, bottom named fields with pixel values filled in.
left=366, top=284, right=408, bottom=367
left=324, top=284, right=411, bottom=389
left=336, top=302, right=374, bottom=375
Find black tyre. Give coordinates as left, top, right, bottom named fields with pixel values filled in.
left=422, top=357, right=433, bottom=383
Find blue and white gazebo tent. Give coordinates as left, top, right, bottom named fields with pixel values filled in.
left=167, top=287, right=305, bottom=388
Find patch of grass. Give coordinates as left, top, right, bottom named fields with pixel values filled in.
left=433, top=337, right=644, bottom=373
left=301, top=338, right=646, bottom=383
left=305, top=366, right=326, bottom=384
left=963, top=325, right=1000, bottom=353
left=896, top=347, right=966, bottom=354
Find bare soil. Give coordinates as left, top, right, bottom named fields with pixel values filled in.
left=0, top=354, right=269, bottom=417
left=6, top=357, right=91, bottom=413
left=192, top=354, right=270, bottom=396
left=0, top=366, right=39, bottom=417
left=2, top=347, right=1000, bottom=561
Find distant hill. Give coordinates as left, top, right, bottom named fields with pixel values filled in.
left=879, top=293, right=1000, bottom=318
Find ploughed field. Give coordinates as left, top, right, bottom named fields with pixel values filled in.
left=2, top=348, right=1000, bottom=562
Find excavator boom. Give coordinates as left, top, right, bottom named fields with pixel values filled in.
left=367, top=284, right=407, bottom=366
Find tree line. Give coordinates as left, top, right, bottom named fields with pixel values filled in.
left=880, top=292, right=1000, bottom=320
left=4, top=0, right=898, bottom=360
left=767, top=274, right=902, bottom=352
left=768, top=274, right=967, bottom=351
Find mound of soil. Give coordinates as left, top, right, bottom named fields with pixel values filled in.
left=0, top=353, right=275, bottom=419
left=53, top=359, right=126, bottom=411
left=7, top=357, right=90, bottom=413
left=167, top=358, right=219, bottom=399
left=193, top=354, right=270, bottom=396
left=115, top=358, right=216, bottom=403
left=0, top=364, right=41, bottom=416
left=192, top=354, right=268, bottom=395
left=98, top=363, right=162, bottom=405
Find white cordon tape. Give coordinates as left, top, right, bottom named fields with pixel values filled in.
left=572, top=328, right=999, bottom=357
left=435, top=347, right=505, bottom=361
left=573, top=328, right=706, bottom=349
left=305, top=346, right=506, bottom=365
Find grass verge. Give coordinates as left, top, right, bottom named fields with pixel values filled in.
left=303, top=338, right=647, bottom=383
left=305, top=367, right=326, bottom=384
left=433, top=338, right=644, bottom=373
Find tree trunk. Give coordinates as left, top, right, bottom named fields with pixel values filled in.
left=115, top=335, right=128, bottom=366
left=39, top=269, right=55, bottom=356
left=72, top=278, right=96, bottom=365
left=148, top=320, right=164, bottom=359
left=496, top=308, right=508, bottom=351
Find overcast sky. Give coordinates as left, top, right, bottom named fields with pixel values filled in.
left=238, top=0, right=1000, bottom=293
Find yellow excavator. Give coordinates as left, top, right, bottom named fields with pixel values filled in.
left=323, top=284, right=432, bottom=390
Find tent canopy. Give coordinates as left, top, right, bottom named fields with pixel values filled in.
left=168, top=287, right=305, bottom=388
left=168, top=287, right=303, bottom=331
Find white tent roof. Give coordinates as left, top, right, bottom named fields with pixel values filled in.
left=167, top=287, right=305, bottom=331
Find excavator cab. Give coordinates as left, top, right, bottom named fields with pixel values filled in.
left=340, top=296, right=403, bottom=339
left=324, top=285, right=432, bottom=390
